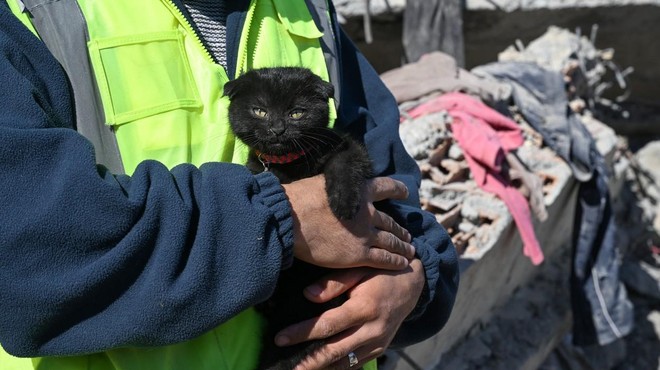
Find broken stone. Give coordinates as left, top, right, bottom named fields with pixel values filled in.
left=427, top=139, right=451, bottom=167
left=461, top=192, right=512, bottom=259
left=496, top=25, right=633, bottom=114
left=399, top=111, right=451, bottom=160
left=448, top=142, right=465, bottom=160
left=634, top=140, right=660, bottom=202
left=579, top=112, right=618, bottom=157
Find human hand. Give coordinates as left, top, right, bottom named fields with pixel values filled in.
left=274, top=259, right=425, bottom=370
left=282, top=175, right=415, bottom=270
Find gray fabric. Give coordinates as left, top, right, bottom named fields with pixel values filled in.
left=21, top=0, right=125, bottom=174
left=380, top=51, right=511, bottom=105
left=473, top=60, right=633, bottom=346
left=473, top=61, right=594, bottom=182
left=305, top=0, right=341, bottom=109
left=182, top=0, right=228, bottom=69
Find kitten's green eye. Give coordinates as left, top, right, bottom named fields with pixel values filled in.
left=252, top=108, right=268, bottom=118
left=289, top=109, right=305, bottom=119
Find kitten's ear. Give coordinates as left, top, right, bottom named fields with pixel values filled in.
left=318, top=80, right=335, bottom=100
left=223, top=79, right=241, bottom=99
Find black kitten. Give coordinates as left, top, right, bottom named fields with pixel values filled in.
left=224, top=67, right=372, bottom=369
left=224, top=67, right=372, bottom=219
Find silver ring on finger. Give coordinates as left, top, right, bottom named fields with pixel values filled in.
left=347, top=351, right=359, bottom=367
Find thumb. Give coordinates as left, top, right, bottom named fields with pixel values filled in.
left=304, top=268, right=370, bottom=303
left=367, top=177, right=409, bottom=202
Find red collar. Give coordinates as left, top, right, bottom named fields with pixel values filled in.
left=255, top=149, right=306, bottom=164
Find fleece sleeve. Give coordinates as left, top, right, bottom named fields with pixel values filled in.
left=0, top=5, right=293, bottom=357
left=330, top=12, right=459, bottom=347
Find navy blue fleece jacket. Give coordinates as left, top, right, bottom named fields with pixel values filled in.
left=0, top=1, right=458, bottom=357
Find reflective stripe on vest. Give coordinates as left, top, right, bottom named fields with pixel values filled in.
left=17, top=0, right=126, bottom=174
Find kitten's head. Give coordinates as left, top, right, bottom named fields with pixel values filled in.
left=224, top=67, right=334, bottom=155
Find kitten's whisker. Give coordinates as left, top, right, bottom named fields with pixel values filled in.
left=235, top=132, right=260, bottom=147
left=301, top=134, right=341, bottom=155
left=293, top=139, right=314, bottom=173
left=301, top=133, right=339, bottom=147
left=298, top=137, right=325, bottom=158
left=304, top=131, right=343, bottom=147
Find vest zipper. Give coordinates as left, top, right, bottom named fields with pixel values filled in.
left=161, top=0, right=215, bottom=65
left=236, top=0, right=258, bottom=77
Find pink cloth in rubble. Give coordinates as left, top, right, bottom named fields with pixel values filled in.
left=407, top=92, right=544, bottom=265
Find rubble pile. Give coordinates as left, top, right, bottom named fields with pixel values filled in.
left=383, top=25, right=651, bottom=369
left=392, top=25, right=625, bottom=263
left=399, top=101, right=569, bottom=259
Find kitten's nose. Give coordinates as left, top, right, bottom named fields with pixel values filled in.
left=270, top=121, right=286, bottom=136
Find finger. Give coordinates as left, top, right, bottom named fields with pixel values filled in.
left=293, top=327, right=363, bottom=370
left=304, top=269, right=369, bottom=303
left=326, top=348, right=384, bottom=370
left=367, top=177, right=409, bottom=202
left=295, top=329, right=384, bottom=370
left=364, top=248, right=409, bottom=270
left=325, top=349, right=365, bottom=370
left=372, top=229, right=415, bottom=260
left=276, top=300, right=370, bottom=346
left=372, top=209, right=412, bottom=243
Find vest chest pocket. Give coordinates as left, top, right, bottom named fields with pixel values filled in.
left=88, top=31, right=202, bottom=126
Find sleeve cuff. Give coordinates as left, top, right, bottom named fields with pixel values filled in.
left=405, top=235, right=440, bottom=321
left=254, top=172, right=295, bottom=269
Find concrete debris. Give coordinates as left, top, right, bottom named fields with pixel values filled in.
left=616, top=140, right=660, bottom=301
left=460, top=192, right=512, bottom=258
left=398, top=111, right=451, bottom=161
left=466, top=0, right=660, bottom=12
left=578, top=112, right=618, bottom=157
left=634, top=141, right=660, bottom=205
left=401, top=104, right=571, bottom=260
left=498, top=25, right=633, bottom=115
left=396, top=24, right=630, bottom=263
left=333, top=0, right=405, bottom=19
left=612, top=140, right=660, bottom=255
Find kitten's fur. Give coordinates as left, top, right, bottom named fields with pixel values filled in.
left=224, top=67, right=372, bottom=369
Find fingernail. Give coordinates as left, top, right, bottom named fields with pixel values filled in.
left=275, top=335, right=290, bottom=346
left=305, top=284, right=323, bottom=297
